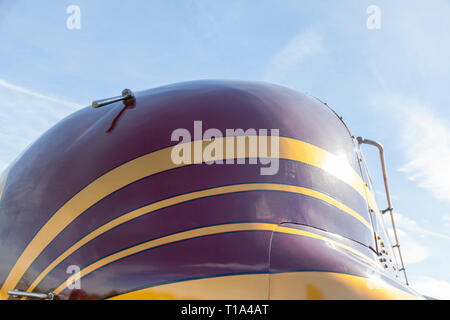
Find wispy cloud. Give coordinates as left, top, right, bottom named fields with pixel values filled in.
left=264, top=30, right=324, bottom=81
left=0, top=78, right=82, bottom=109
left=0, top=78, right=83, bottom=171
left=386, top=213, right=450, bottom=265
left=372, top=94, right=450, bottom=204
left=394, top=213, right=450, bottom=241
left=398, top=104, right=450, bottom=204
left=388, top=227, right=430, bottom=265
left=387, top=212, right=450, bottom=266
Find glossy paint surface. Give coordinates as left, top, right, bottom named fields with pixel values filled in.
left=0, top=80, right=422, bottom=299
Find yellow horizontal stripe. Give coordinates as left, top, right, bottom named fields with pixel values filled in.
left=274, top=225, right=382, bottom=272
left=109, top=273, right=270, bottom=300
left=278, top=138, right=366, bottom=198
left=53, top=223, right=277, bottom=295
left=269, top=271, right=419, bottom=300
left=280, top=138, right=378, bottom=211
left=52, top=222, right=379, bottom=296
left=1, top=136, right=376, bottom=298
left=108, top=271, right=419, bottom=300
left=25, top=183, right=372, bottom=295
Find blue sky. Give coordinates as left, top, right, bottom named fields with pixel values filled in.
left=1, top=0, right=450, bottom=298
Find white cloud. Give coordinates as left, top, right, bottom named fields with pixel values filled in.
left=398, top=104, right=450, bottom=204
left=394, top=213, right=450, bottom=241
left=0, top=79, right=83, bottom=171
left=411, top=276, right=450, bottom=300
left=0, top=78, right=82, bottom=109
left=443, top=216, right=450, bottom=228
left=385, top=213, right=450, bottom=265
left=264, top=30, right=324, bottom=81
left=388, top=228, right=430, bottom=265
left=385, top=213, right=450, bottom=266
left=384, top=213, right=450, bottom=300
left=372, top=94, right=450, bottom=204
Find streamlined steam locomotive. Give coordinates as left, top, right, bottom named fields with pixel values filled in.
left=0, top=80, right=422, bottom=299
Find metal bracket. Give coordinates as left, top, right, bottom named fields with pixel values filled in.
left=92, top=89, right=135, bottom=108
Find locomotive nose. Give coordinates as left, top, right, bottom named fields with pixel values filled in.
left=0, top=80, right=419, bottom=299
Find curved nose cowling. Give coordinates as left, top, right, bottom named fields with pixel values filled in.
left=0, top=80, right=419, bottom=299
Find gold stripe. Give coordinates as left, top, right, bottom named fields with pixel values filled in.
left=279, top=139, right=379, bottom=211
left=52, top=222, right=380, bottom=296
left=1, top=136, right=376, bottom=298
left=279, top=138, right=365, bottom=197
left=25, top=183, right=372, bottom=294
left=269, top=271, right=419, bottom=300
left=108, top=272, right=419, bottom=300
left=109, top=273, right=270, bottom=300
left=274, top=224, right=381, bottom=270
left=53, top=223, right=277, bottom=295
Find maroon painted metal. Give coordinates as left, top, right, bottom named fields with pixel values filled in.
left=0, top=80, right=420, bottom=299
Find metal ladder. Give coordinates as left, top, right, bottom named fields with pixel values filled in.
left=357, top=137, right=409, bottom=285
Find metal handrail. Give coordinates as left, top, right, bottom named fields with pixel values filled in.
left=357, top=137, right=409, bottom=285
left=7, top=289, right=55, bottom=300
left=92, top=88, right=135, bottom=108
